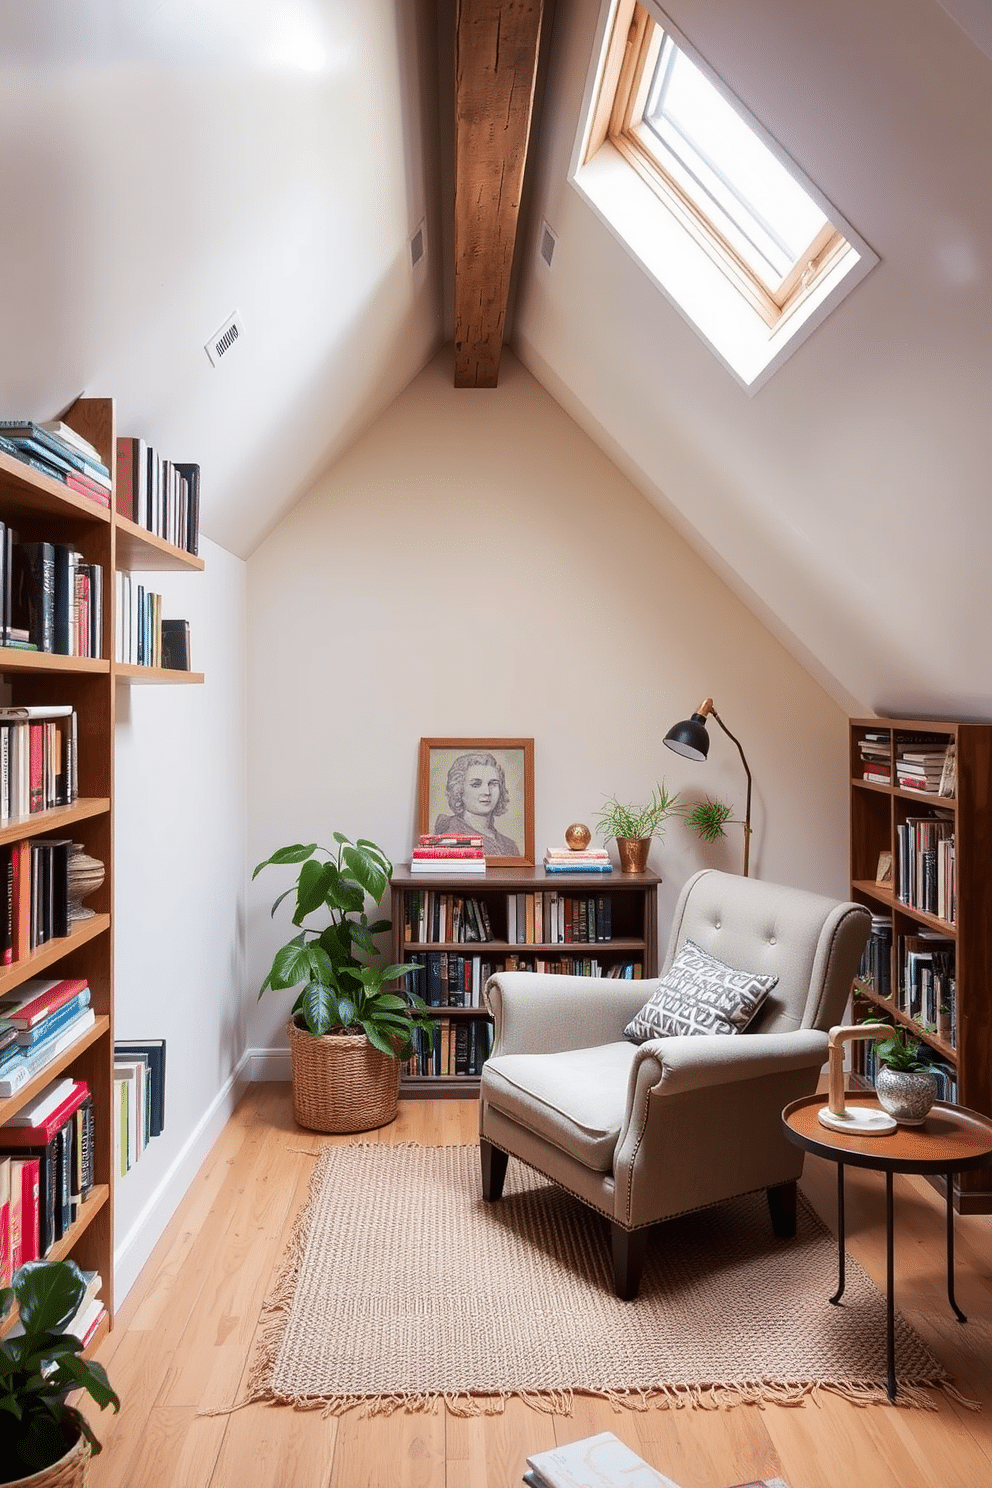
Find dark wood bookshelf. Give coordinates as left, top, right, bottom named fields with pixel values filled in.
left=849, top=715, right=992, bottom=1211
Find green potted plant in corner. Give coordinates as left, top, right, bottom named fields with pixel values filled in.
left=0, top=1259, right=119, bottom=1487
left=253, top=832, right=434, bottom=1134
left=869, top=1022, right=939, bottom=1126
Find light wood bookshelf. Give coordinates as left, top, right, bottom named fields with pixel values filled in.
left=0, top=396, right=203, bottom=1339
left=848, top=715, right=992, bottom=1211
left=390, top=865, right=659, bottom=1098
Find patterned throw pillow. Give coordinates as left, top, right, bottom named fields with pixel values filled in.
left=623, top=939, right=778, bottom=1043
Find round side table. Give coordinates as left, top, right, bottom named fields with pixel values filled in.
left=782, top=1094, right=992, bottom=1401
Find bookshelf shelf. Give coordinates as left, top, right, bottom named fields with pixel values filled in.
left=0, top=798, right=112, bottom=848
left=0, top=648, right=110, bottom=675
left=115, top=664, right=204, bottom=685
left=390, top=866, right=659, bottom=1099
left=115, top=514, right=204, bottom=573
left=849, top=715, right=992, bottom=1211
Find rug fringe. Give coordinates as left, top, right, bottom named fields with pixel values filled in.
left=203, top=1375, right=969, bottom=1420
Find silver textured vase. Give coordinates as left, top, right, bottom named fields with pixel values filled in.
left=875, top=1064, right=938, bottom=1125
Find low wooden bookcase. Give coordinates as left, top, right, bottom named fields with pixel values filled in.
left=390, top=865, right=659, bottom=1098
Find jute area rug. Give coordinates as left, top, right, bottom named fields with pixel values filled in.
left=242, top=1142, right=965, bottom=1417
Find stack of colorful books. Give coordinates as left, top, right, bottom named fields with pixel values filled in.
left=0, top=420, right=112, bottom=508
left=543, top=846, right=612, bottom=874
left=0, top=978, right=94, bottom=1098
left=410, top=833, right=486, bottom=875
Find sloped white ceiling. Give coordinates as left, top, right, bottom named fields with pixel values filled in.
left=1, top=0, right=989, bottom=721
left=512, top=0, right=992, bottom=719
left=0, top=0, right=444, bottom=556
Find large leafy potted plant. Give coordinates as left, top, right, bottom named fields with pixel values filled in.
left=0, top=1259, right=119, bottom=1486
left=254, top=833, right=433, bottom=1133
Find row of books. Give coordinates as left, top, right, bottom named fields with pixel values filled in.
left=857, top=730, right=956, bottom=797
left=0, top=705, right=78, bottom=820
left=114, top=571, right=192, bottom=670
left=895, top=813, right=955, bottom=920
left=0, top=1075, right=96, bottom=1262
left=114, top=1038, right=166, bottom=1176
left=409, top=833, right=486, bottom=876
left=116, top=437, right=200, bottom=555
left=1, top=532, right=104, bottom=657
left=0, top=979, right=96, bottom=1098
left=507, top=892, right=613, bottom=945
left=0, top=419, right=112, bottom=510
left=896, top=930, right=956, bottom=1047
left=1, top=840, right=78, bottom=966
left=404, top=891, right=494, bottom=944
left=405, top=951, right=490, bottom=1008
left=404, top=1017, right=493, bottom=1079
left=402, top=890, right=621, bottom=946
left=858, top=914, right=893, bottom=1001
left=543, top=846, right=612, bottom=875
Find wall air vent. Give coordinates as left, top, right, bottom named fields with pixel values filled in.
left=410, top=220, right=427, bottom=270
left=204, top=311, right=245, bottom=368
left=539, top=222, right=558, bottom=269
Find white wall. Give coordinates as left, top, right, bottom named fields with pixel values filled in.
left=244, top=350, right=849, bottom=1062
left=113, top=536, right=247, bottom=1301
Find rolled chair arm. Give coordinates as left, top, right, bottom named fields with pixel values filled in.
left=485, top=972, right=654, bottom=1057
left=626, top=1028, right=830, bottom=1101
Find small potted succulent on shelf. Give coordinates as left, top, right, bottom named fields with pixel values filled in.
left=869, top=1021, right=939, bottom=1125
left=254, top=832, right=434, bottom=1134
left=0, top=1259, right=119, bottom=1486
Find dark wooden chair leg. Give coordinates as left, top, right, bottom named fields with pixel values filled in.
left=611, top=1223, right=647, bottom=1300
left=480, top=1139, right=509, bottom=1201
left=767, top=1179, right=798, bottom=1237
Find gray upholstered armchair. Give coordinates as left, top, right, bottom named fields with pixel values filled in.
left=479, top=868, right=871, bottom=1298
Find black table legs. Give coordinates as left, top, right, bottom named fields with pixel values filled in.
left=828, top=1162, right=966, bottom=1403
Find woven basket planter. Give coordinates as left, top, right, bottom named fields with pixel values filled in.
left=6, top=1410, right=91, bottom=1488
left=287, top=1017, right=401, bottom=1133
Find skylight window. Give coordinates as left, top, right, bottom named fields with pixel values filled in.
left=571, top=1, right=878, bottom=388
left=643, top=35, right=830, bottom=295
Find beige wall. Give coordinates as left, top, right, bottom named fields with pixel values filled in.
left=245, top=350, right=849, bottom=1052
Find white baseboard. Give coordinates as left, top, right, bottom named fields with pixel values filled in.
left=113, top=1051, right=254, bottom=1304
left=245, top=1045, right=291, bottom=1081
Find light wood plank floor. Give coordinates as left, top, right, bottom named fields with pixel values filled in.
left=82, top=1084, right=992, bottom=1488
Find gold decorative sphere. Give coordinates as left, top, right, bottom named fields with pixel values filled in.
left=564, top=822, right=592, bottom=851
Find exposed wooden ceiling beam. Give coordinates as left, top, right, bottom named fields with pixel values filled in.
left=453, top=0, right=545, bottom=388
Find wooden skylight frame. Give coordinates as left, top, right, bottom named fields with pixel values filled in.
left=585, top=0, right=853, bottom=331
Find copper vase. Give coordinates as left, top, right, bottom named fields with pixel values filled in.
left=616, top=837, right=651, bottom=874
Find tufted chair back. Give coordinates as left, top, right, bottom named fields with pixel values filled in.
left=662, top=869, right=869, bottom=1037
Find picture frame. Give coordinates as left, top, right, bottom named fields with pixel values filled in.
left=875, top=849, right=893, bottom=886
left=417, top=738, right=535, bottom=867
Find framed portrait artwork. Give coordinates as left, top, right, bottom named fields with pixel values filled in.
left=417, top=738, right=535, bottom=867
